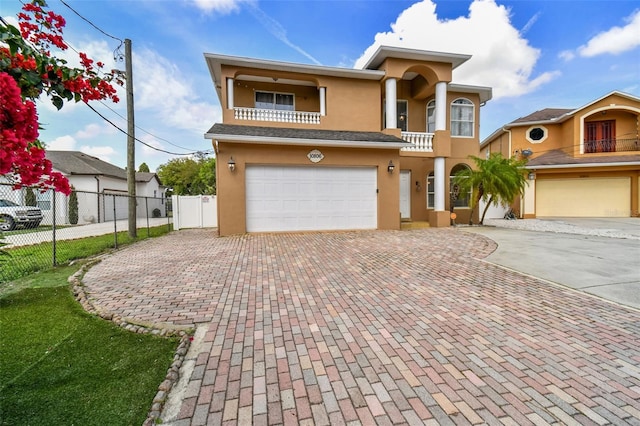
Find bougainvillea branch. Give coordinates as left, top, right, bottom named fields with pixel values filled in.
left=0, top=0, right=122, bottom=195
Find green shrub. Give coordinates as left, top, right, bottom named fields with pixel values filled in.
left=68, top=188, right=78, bottom=225
left=25, top=188, right=36, bottom=207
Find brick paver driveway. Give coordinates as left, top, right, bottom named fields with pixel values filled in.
left=82, top=229, right=640, bottom=425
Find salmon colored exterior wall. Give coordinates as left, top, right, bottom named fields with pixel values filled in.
left=210, top=51, right=489, bottom=235
left=221, top=65, right=383, bottom=132
left=216, top=143, right=400, bottom=236
left=481, top=93, right=640, bottom=218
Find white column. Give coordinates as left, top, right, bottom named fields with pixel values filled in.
left=435, top=81, right=447, bottom=131
left=319, top=87, right=326, bottom=116
left=434, top=157, right=445, bottom=211
left=434, top=81, right=448, bottom=212
left=385, top=78, right=397, bottom=129
left=227, top=78, right=234, bottom=109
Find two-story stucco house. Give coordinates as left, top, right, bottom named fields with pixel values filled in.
left=205, top=46, right=492, bottom=236
left=481, top=91, right=640, bottom=219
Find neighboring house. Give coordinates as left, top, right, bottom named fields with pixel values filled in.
left=481, top=92, right=640, bottom=219
left=135, top=172, right=167, bottom=218
left=204, top=46, right=492, bottom=236
left=1, top=151, right=166, bottom=225
left=46, top=150, right=129, bottom=224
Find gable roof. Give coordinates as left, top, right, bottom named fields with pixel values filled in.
left=46, top=151, right=126, bottom=179
left=481, top=90, right=640, bottom=147
left=510, top=108, right=574, bottom=124
left=205, top=124, right=410, bottom=149
left=136, top=172, right=162, bottom=186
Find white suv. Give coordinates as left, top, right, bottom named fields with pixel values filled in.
left=0, top=199, right=43, bottom=231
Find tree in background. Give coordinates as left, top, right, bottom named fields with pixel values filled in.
left=452, top=153, right=528, bottom=225
left=24, top=187, right=36, bottom=206
left=138, top=163, right=150, bottom=173
left=157, top=154, right=216, bottom=195
left=0, top=0, right=121, bottom=196
left=68, top=186, right=78, bottom=225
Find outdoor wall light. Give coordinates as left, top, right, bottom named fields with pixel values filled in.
left=387, top=160, right=395, bottom=173
left=528, top=171, right=536, bottom=180
left=415, top=181, right=422, bottom=191
left=228, top=156, right=236, bottom=172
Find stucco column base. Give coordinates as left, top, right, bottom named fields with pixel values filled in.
left=429, top=210, right=451, bottom=228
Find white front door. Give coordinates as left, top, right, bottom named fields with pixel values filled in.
left=246, top=166, right=378, bottom=232
left=400, top=170, right=411, bottom=220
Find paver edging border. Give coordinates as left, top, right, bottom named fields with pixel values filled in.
left=68, top=260, right=194, bottom=426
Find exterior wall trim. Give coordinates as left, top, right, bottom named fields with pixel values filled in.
left=527, top=161, right=640, bottom=169
left=207, top=135, right=409, bottom=149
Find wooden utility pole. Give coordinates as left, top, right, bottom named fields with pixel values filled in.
left=125, top=38, right=136, bottom=238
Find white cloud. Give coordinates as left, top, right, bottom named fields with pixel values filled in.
left=75, top=123, right=115, bottom=139
left=132, top=48, right=218, bottom=135
left=355, top=0, right=559, bottom=99
left=558, top=50, right=575, bottom=62
left=577, top=9, right=640, bottom=57
left=139, top=135, right=166, bottom=158
left=190, top=0, right=247, bottom=14
left=46, top=135, right=77, bottom=151
left=79, top=145, right=116, bottom=163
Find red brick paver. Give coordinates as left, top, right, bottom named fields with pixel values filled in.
left=82, top=229, right=640, bottom=425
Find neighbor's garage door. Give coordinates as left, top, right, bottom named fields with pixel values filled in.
left=246, top=166, right=377, bottom=232
left=536, top=177, right=630, bottom=217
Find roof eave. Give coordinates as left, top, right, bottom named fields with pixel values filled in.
left=204, top=133, right=409, bottom=149
left=360, top=45, right=472, bottom=70
left=527, top=161, right=640, bottom=170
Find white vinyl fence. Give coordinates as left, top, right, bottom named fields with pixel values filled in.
left=172, top=195, right=217, bottom=230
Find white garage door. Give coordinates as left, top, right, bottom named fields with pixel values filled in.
left=246, top=166, right=377, bottom=232
left=536, top=177, right=630, bottom=217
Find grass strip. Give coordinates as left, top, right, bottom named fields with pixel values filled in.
left=0, top=224, right=172, bottom=284
left=0, top=281, right=179, bottom=425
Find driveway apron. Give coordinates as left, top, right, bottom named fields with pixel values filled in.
left=82, top=228, right=640, bottom=425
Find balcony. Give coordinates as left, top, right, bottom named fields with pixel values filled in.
left=584, top=138, right=640, bottom=154
left=401, top=132, right=433, bottom=152
left=234, top=107, right=321, bottom=124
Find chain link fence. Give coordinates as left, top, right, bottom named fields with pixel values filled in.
left=0, top=184, right=173, bottom=284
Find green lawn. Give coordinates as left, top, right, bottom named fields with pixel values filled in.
left=1, top=224, right=172, bottom=284
left=0, top=263, right=180, bottom=425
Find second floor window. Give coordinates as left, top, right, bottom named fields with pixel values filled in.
left=451, top=98, right=474, bottom=137
left=255, top=91, right=294, bottom=111
left=585, top=120, right=615, bottom=153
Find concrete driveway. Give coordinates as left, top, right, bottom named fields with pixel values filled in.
left=81, top=228, right=640, bottom=425
left=465, top=218, right=640, bottom=310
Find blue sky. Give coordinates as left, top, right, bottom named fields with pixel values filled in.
left=2, top=0, right=639, bottom=171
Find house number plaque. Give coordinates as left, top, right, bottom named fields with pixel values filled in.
left=307, top=149, right=324, bottom=163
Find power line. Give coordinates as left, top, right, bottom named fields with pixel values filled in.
left=97, top=100, right=199, bottom=152
left=58, top=0, right=124, bottom=61
left=51, top=1, right=212, bottom=158
left=84, top=103, right=210, bottom=157
left=59, top=0, right=122, bottom=43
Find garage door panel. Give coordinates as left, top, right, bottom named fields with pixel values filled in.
left=246, top=166, right=377, bottom=232
left=537, top=178, right=630, bottom=217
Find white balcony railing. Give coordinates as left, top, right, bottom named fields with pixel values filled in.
left=401, top=132, right=434, bottom=152
left=234, top=107, right=321, bottom=124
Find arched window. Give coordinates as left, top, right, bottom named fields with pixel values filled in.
left=450, top=98, right=474, bottom=137
left=450, top=164, right=471, bottom=208
left=426, top=172, right=434, bottom=209
left=426, top=100, right=436, bottom=133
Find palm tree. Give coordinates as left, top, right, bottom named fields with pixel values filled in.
left=453, top=153, right=528, bottom=225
